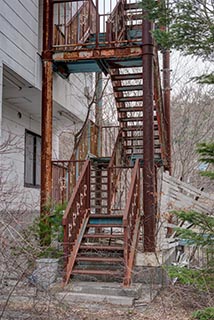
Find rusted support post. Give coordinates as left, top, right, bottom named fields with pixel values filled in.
left=95, top=72, right=102, bottom=156
left=95, top=0, right=99, bottom=48
left=41, top=0, right=53, bottom=218
left=143, top=18, right=156, bottom=252
left=163, top=49, right=171, bottom=174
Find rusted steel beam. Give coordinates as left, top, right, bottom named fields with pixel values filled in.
left=41, top=0, right=53, bottom=216
left=53, top=46, right=143, bottom=61
left=95, top=72, right=102, bottom=156
left=142, top=18, right=156, bottom=252
left=163, top=49, right=171, bottom=174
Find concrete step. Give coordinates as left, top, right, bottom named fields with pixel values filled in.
left=56, top=281, right=143, bottom=306
left=65, top=281, right=142, bottom=299
left=57, top=291, right=134, bottom=306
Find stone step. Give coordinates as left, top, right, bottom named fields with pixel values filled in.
left=57, top=291, right=134, bottom=306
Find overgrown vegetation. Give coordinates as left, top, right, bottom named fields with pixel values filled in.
left=18, top=202, right=66, bottom=262
left=192, top=307, right=214, bottom=320
left=197, top=143, right=214, bottom=180
left=141, top=0, right=214, bottom=83
left=167, top=144, right=214, bottom=317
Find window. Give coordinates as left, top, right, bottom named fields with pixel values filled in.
left=24, top=130, right=41, bottom=188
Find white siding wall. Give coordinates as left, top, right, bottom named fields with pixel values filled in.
left=0, top=0, right=89, bottom=119
left=1, top=102, right=40, bottom=212
left=0, top=0, right=93, bottom=213
left=0, top=0, right=39, bottom=85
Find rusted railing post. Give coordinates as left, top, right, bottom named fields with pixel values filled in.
left=163, top=49, right=171, bottom=174
left=142, top=17, right=156, bottom=252
left=41, top=0, right=53, bottom=228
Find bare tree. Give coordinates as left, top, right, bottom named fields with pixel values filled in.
left=171, top=84, right=214, bottom=190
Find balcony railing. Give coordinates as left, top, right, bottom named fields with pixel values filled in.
left=52, top=0, right=143, bottom=50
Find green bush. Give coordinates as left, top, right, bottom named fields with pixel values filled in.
left=192, top=307, right=214, bottom=320
left=17, top=202, right=67, bottom=261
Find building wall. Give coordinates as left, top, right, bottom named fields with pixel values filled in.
left=0, top=0, right=39, bottom=86
left=0, top=0, right=93, bottom=213
left=0, top=0, right=89, bottom=122
left=1, top=101, right=41, bottom=213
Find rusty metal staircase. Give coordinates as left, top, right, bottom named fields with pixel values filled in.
left=110, top=66, right=162, bottom=164
left=49, top=0, right=170, bottom=287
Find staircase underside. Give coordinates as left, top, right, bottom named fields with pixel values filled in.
left=53, top=53, right=143, bottom=76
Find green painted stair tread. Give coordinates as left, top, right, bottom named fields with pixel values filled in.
left=88, top=215, right=123, bottom=225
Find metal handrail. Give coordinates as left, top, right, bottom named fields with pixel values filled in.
left=62, top=159, right=90, bottom=285
left=123, top=158, right=140, bottom=286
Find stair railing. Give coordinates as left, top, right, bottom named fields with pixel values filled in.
left=154, top=48, right=169, bottom=170
left=62, top=159, right=90, bottom=285
left=106, top=0, right=126, bottom=44
left=52, top=159, right=86, bottom=204
left=107, top=130, right=124, bottom=213
left=123, top=159, right=141, bottom=286
left=53, top=0, right=96, bottom=48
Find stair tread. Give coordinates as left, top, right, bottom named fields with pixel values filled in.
left=114, top=85, right=142, bottom=92
left=90, top=214, right=123, bottom=218
left=87, top=224, right=123, bottom=228
left=123, top=135, right=160, bottom=140
left=118, top=106, right=143, bottom=112
left=80, top=245, right=123, bottom=251
left=76, top=256, right=123, bottom=262
left=116, top=96, right=143, bottom=102
left=91, top=197, right=108, bottom=200
left=111, top=73, right=142, bottom=81
left=72, top=269, right=121, bottom=275
left=125, top=3, right=141, bottom=10
left=119, top=116, right=157, bottom=121
left=122, top=125, right=158, bottom=131
left=83, top=233, right=124, bottom=239
left=125, top=144, right=161, bottom=149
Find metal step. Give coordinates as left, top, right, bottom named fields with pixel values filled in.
left=91, top=182, right=108, bottom=185
left=119, top=117, right=142, bottom=122
left=119, top=116, right=157, bottom=122
left=83, top=234, right=124, bottom=239
left=116, top=96, right=143, bottom=103
left=79, top=245, right=123, bottom=251
left=91, top=196, right=108, bottom=201
left=114, top=85, right=142, bottom=92
left=124, top=145, right=161, bottom=150
left=125, top=3, right=141, bottom=10
left=87, top=224, right=123, bottom=228
left=76, top=257, right=123, bottom=263
left=111, top=73, right=142, bottom=81
left=122, top=124, right=158, bottom=131
left=123, top=135, right=160, bottom=140
left=90, top=188, right=108, bottom=192
left=118, top=106, right=143, bottom=112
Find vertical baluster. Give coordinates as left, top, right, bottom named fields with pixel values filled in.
left=88, top=0, right=91, bottom=32
left=57, top=3, right=60, bottom=45
left=63, top=2, right=66, bottom=45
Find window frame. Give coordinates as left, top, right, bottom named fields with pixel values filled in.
left=24, top=130, right=41, bottom=189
